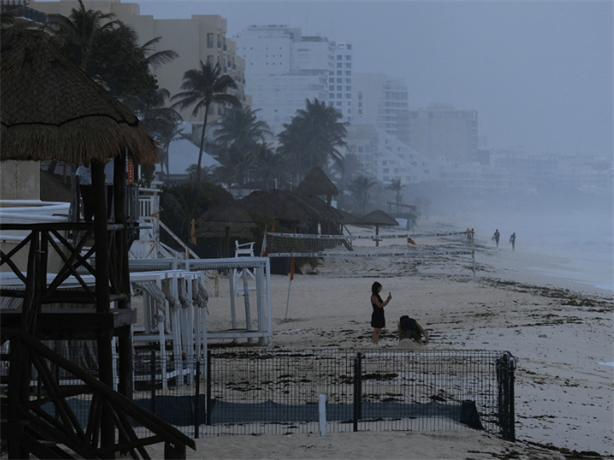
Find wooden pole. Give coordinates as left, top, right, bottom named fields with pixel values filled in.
left=91, top=160, right=115, bottom=456
left=114, top=151, right=133, bottom=399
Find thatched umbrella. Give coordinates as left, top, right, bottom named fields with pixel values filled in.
left=1, top=29, right=157, bottom=165
left=295, top=166, right=338, bottom=205
left=195, top=200, right=256, bottom=258
left=354, top=210, right=399, bottom=246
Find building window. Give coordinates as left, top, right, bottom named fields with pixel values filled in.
left=346, top=63, right=351, bottom=68
left=346, top=55, right=352, bottom=60
left=358, top=92, right=362, bottom=100
left=337, top=63, right=342, bottom=68
left=329, top=93, right=334, bottom=98
left=345, top=93, right=351, bottom=98
left=345, top=71, right=351, bottom=76
left=337, top=71, right=342, bottom=75
left=337, top=55, right=342, bottom=60
left=337, top=78, right=342, bottom=83
left=336, top=101, right=342, bottom=106
left=207, top=33, right=214, bottom=48
left=337, top=93, right=342, bottom=98
left=329, top=86, right=334, bottom=91
left=358, top=109, right=362, bottom=114
left=358, top=102, right=362, bottom=107
left=346, top=78, right=351, bottom=84
left=383, top=168, right=389, bottom=173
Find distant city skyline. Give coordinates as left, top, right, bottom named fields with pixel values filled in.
left=37, top=0, right=613, bottom=157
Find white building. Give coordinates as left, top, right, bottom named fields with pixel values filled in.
left=234, top=25, right=351, bottom=128
left=346, top=124, right=437, bottom=185
left=352, top=73, right=410, bottom=145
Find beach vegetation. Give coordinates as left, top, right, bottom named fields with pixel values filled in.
left=171, top=62, right=242, bottom=183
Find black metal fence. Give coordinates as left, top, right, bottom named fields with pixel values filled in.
left=0, top=344, right=516, bottom=441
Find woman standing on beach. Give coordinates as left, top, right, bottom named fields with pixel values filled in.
left=371, top=282, right=392, bottom=344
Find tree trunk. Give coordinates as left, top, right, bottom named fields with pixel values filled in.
left=197, top=106, right=210, bottom=183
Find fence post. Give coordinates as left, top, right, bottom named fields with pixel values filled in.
left=194, top=360, right=201, bottom=438
left=353, top=352, right=362, bottom=432
left=508, top=354, right=516, bottom=442
left=151, top=350, right=156, bottom=416
left=319, top=394, right=327, bottom=437
left=497, top=352, right=516, bottom=441
left=206, top=349, right=212, bottom=425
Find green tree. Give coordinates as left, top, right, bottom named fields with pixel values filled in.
left=252, top=144, right=291, bottom=191
left=387, top=178, right=405, bottom=209
left=45, top=0, right=120, bottom=71
left=135, top=88, right=184, bottom=179
left=329, top=153, right=365, bottom=209
left=349, top=175, right=378, bottom=214
left=171, top=62, right=241, bottom=183
left=277, top=98, right=348, bottom=182
left=213, top=106, right=271, bottom=151
left=87, top=23, right=157, bottom=99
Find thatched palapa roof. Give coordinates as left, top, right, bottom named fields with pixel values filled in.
left=354, top=210, right=399, bottom=227
left=238, top=190, right=342, bottom=225
left=195, top=200, right=256, bottom=239
left=295, top=166, right=338, bottom=197
left=1, top=30, right=157, bottom=165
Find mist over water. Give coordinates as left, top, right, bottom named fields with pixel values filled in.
left=433, top=188, right=614, bottom=292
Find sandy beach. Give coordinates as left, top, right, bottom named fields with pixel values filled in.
left=146, top=221, right=613, bottom=459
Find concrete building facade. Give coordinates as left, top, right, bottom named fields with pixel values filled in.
left=345, top=125, right=436, bottom=186
left=234, top=25, right=349, bottom=129
left=352, top=73, right=410, bottom=145
left=407, top=103, right=478, bottom=164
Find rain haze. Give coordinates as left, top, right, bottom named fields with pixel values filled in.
left=137, top=0, right=613, bottom=290
left=136, top=0, right=613, bottom=156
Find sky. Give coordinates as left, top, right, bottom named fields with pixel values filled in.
left=92, top=1, right=614, bottom=156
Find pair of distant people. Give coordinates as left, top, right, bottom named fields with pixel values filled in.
left=492, top=229, right=516, bottom=250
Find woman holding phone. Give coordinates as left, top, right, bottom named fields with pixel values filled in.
left=371, top=282, right=391, bottom=344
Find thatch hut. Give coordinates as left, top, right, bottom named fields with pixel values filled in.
left=1, top=30, right=157, bottom=165
left=295, top=166, right=339, bottom=205
left=195, top=200, right=256, bottom=258
left=0, top=30, right=193, bottom=458
left=238, top=189, right=342, bottom=233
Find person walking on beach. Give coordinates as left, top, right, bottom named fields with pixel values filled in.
left=492, top=229, right=500, bottom=247
left=371, top=282, right=391, bottom=345
left=509, top=232, right=516, bottom=250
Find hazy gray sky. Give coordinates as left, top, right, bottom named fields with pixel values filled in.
left=135, top=1, right=612, bottom=156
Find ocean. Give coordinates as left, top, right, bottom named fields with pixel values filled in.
left=459, top=207, right=614, bottom=292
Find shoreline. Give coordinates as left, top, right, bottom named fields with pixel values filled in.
left=143, top=219, right=613, bottom=458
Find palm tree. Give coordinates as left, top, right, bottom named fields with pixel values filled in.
left=387, top=179, right=405, bottom=210
left=134, top=88, right=183, bottom=179
left=252, top=144, right=291, bottom=190
left=139, top=35, right=179, bottom=71
left=330, top=153, right=365, bottom=208
left=349, top=175, right=378, bottom=214
left=171, top=62, right=241, bottom=183
left=45, top=0, right=120, bottom=71
left=213, top=106, right=271, bottom=151
left=277, top=98, right=348, bottom=182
